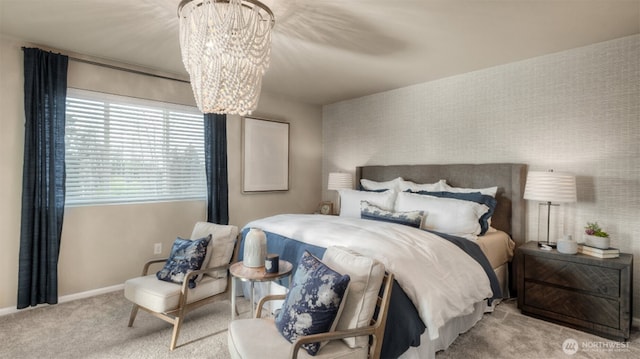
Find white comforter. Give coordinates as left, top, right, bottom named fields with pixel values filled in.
left=244, top=214, right=492, bottom=340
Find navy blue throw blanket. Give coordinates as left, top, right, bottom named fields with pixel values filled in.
left=239, top=227, right=500, bottom=358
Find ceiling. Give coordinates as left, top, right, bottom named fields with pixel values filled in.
left=1, top=0, right=638, bottom=106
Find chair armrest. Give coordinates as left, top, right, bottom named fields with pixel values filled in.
left=181, top=263, right=231, bottom=289
left=188, top=262, right=231, bottom=279
left=142, top=258, right=169, bottom=275
left=290, top=326, right=376, bottom=359
left=178, top=262, right=233, bottom=306
left=256, top=294, right=287, bottom=318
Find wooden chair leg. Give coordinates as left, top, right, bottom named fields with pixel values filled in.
left=170, top=316, right=184, bottom=351
left=128, top=304, right=139, bottom=327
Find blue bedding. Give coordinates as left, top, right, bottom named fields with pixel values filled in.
left=239, top=227, right=501, bottom=358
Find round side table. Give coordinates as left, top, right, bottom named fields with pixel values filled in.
left=230, top=260, right=293, bottom=319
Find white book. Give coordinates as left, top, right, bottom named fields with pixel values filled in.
left=578, top=245, right=619, bottom=258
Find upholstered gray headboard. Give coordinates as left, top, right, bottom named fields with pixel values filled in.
left=356, top=163, right=527, bottom=246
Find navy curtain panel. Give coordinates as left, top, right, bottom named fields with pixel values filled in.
left=17, top=48, right=68, bottom=309
left=204, top=113, right=229, bottom=224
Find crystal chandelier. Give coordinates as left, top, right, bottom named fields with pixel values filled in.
left=178, top=0, right=275, bottom=115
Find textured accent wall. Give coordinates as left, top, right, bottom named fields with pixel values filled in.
left=323, top=35, right=640, bottom=317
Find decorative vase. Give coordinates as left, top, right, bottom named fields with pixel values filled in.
left=557, top=235, right=578, bottom=254
left=583, top=234, right=610, bottom=249
left=244, top=228, right=267, bottom=268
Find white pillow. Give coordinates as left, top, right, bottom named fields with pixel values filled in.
left=440, top=183, right=498, bottom=197
left=399, top=179, right=448, bottom=192
left=360, top=177, right=404, bottom=191
left=395, top=192, right=489, bottom=239
left=338, top=189, right=396, bottom=218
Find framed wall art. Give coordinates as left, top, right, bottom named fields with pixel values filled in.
left=242, top=117, right=290, bottom=192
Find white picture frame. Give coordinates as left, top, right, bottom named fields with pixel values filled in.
left=242, top=117, right=290, bottom=192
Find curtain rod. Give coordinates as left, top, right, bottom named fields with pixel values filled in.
left=69, top=57, right=190, bottom=84
left=23, top=45, right=191, bottom=84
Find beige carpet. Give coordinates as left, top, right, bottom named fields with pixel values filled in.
left=1, top=292, right=638, bottom=359
left=437, top=299, right=640, bottom=359
left=1, top=291, right=249, bottom=359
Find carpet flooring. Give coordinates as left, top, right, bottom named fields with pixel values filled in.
left=437, top=299, right=640, bottom=359
left=1, top=292, right=638, bottom=359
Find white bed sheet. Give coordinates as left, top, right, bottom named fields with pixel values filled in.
left=244, top=214, right=494, bottom=341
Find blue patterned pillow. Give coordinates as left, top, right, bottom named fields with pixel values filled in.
left=156, top=235, right=211, bottom=289
left=360, top=200, right=424, bottom=228
left=275, top=251, right=350, bottom=355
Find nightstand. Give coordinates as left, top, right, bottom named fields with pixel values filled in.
left=516, top=241, right=633, bottom=341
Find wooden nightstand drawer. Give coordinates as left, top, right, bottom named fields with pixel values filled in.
left=524, top=255, right=620, bottom=297
left=524, top=282, right=620, bottom=329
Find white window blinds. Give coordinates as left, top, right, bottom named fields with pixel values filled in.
left=65, top=88, right=206, bottom=206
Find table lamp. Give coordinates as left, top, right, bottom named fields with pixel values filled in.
left=524, top=170, right=577, bottom=247
left=328, top=172, right=353, bottom=215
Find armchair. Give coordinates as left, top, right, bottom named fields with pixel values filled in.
left=124, top=222, right=239, bottom=350
left=228, top=246, right=393, bottom=359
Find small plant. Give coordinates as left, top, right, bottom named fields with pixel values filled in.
left=585, top=222, right=609, bottom=238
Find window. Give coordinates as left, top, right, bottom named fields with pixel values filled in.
left=65, top=88, right=206, bottom=206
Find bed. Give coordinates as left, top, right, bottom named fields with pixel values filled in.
left=239, top=163, right=527, bottom=358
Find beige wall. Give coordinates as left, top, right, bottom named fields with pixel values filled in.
left=0, top=36, right=25, bottom=311
left=0, top=35, right=322, bottom=309
left=322, top=35, right=640, bottom=318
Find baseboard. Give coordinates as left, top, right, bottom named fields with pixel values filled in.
left=0, top=284, right=124, bottom=317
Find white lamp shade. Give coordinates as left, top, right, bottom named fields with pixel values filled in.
left=524, top=171, right=577, bottom=203
left=328, top=172, right=353, bottom=190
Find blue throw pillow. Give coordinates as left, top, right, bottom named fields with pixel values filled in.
left=411, top=190, right=497, bottom=235
left=156, top=235, right=211, bottom=289
left=360, top=200, right=424, bottom=228
left=275, top=251, right=350, bottom=355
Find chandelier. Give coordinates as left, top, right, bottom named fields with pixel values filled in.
left=178, top=0, right=275, bottom=115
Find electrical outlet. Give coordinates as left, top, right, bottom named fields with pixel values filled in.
left=154, top=243, right=162, bottom=255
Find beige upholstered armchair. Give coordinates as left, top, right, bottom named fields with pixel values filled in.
left=228, top=246, right=393, bottom=359
left=124, top=222, right=239, bottom=350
